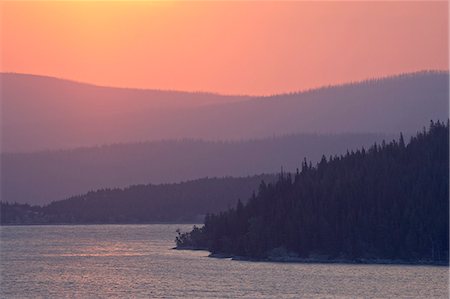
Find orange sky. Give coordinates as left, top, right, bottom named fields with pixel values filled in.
left=1, top=1, right=448, bottom=95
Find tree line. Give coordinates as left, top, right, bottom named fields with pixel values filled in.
left=1, top=175, right=274, bottom=224
left=176, top=121, right=449, bottom=263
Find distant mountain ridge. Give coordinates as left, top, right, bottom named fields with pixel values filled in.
left=1, top=70, right=448, bottom=152
left=1, top=133, right=391, bottom=205
left=0, top=175, right=276, bottom=224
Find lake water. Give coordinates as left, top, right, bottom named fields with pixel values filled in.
left=0, top=224, right=448, bottom=298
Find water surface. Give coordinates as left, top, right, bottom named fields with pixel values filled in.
left=1, top=224, right=448, bottom=298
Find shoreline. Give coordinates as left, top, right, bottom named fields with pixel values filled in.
left=226, top=255, right=449, bottom=267
left=175, top=247, right=449, bottom=266
left=1, top=222, right=201, bottom=227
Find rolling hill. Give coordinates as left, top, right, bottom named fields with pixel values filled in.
left=1, top=133, right=390, bottom=205
left=1, top=175, right=276, bottom=224
left=1, top=71, right=448, bottom=152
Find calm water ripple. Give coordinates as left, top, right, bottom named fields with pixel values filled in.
left=0, top=224, right=448, bottom=298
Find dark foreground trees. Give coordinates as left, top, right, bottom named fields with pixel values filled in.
left=177, top=121, right=449, bottom=263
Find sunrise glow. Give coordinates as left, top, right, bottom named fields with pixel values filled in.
left=1, top=1, right=448, bottom=95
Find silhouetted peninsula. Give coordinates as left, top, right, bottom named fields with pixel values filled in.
left=176, top=121, right=449, bottom=264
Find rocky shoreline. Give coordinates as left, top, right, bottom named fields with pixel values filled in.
left=175, top=247, right=448, bottom=266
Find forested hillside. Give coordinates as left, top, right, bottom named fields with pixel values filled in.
left=2, top=71, right=448, bottom=152
left=0, top=175, right=274, bottom=224
left=3, top=71, right=447, bottom=206
left=2, top=133, right=388, bottom=205
left=177, top=121, right=449, bottom=263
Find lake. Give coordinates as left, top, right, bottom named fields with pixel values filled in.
left=0, top=224, right=448, bottom=298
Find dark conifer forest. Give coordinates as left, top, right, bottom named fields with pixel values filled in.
left=0, top=175, right=274, bottom=224
left=176, top=121, right=449, bottom=263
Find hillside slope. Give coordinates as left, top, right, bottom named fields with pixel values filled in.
left=2, top=71, right=448, bottom=152
left=1, top=133, right=390, bottom=205
left=177, top=121, right=449, bottom=263
left=0, top=175, right=275, bottom=224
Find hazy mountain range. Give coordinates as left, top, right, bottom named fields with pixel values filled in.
left=1, top=70, right=448, bottom=205
left=2, top=71, right=448, bottom=153
left=2, top=133, right=391, bottom=205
